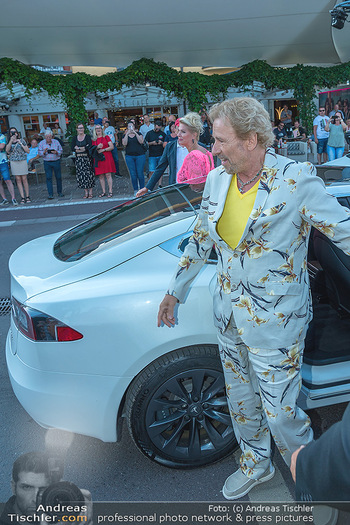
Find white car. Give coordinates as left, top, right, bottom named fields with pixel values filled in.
left=6, top=183, right=350, bottom=468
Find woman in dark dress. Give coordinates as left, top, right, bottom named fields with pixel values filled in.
left=71, top=123, right=95, bottom=198
left=122, top=120, right=146, bottom=196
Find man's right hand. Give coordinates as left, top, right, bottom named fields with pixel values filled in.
left=290, top=445, right=305, bottom=482
left=157, top=294, right=178, bottom=327
left=314, top=138, right=318, bottom=144
left=136, top=187, right=149, bottom=197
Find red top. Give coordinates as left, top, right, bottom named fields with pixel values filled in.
left=92, top=136, right=115, bottom=175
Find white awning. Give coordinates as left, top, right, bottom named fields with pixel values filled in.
left=0, top=0, right=345, bottom=68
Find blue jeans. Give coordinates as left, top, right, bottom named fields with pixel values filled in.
left=0, top=162, right=11, bottom=180
left=148, top=156, right=162, bottom=172
left=125, top=154, right=145, bottom=191
left=316, top=138, right=328, bottom=154
left=111, top=147, right=120, bottom=174
left=44, top=160, right=62, bottom=196
left=327, top=146, right=345, bottom=161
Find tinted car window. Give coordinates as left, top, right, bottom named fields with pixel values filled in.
left=54, top=185, right=202, bottom=262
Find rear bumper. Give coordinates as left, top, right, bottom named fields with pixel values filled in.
left=6, top=329, right=130, bottom=442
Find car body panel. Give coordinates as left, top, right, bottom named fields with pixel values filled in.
left=9, top=215, right=196, bottom=303
left=323, top=154, right=350, bottom=168
left=6, top=330, right=127, bottom=441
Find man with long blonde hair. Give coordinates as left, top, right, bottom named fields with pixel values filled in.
left=158, top=97, right=350, bottom=499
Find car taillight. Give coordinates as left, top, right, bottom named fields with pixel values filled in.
left=12, top=297, right=83, bottom=342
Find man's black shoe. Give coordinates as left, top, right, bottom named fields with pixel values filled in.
left=48, top=195, right=54, bottom=200
left=115, top=173, right=122, bottom=177
left=58, top=193, right=64, bottom=197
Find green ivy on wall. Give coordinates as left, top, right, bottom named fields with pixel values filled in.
left=1, top=57, right=350, bottom=134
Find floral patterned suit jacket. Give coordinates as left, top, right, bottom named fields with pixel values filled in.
left=167, top=150, right=350, bottom=350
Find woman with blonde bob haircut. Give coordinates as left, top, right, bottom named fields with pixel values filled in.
left=209, top=98, right=275, bottom=150
left=176, top=112, right=214, bottom=191
left=92, top=124, right=115, bottom=197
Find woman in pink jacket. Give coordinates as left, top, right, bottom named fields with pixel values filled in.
left=176, top=113, right=214, bottom=192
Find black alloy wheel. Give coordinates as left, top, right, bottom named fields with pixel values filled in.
left=125, top=346, right=237, bottom=468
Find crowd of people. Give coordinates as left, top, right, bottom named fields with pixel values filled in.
left=271, top=103, right=350, bottom=167
left=1, top=103, right=350, bottom=206
left=313, top=105, right=350, bottom=163
left=0, top=116, right=122, bottom=204
left=73, top=110, right=214, bottom=199
left=0, top=110, right=214, bottom=204
left=0, top=125, right=66, bottom=205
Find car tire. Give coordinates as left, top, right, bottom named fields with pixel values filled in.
left=125, top=345, right=237, bottom=468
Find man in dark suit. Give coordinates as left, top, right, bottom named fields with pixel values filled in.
left=136, top=138, right=188, bottom=197
left=291, top=403, right=350, bottom=501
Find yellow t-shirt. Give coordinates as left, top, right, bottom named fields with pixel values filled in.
left=217, top=175, right=259, bottom=250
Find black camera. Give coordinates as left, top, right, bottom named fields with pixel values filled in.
left=35, top=457, right=85, bottom=520
left=10, top=131, right=17, bottom=136
left=37, top=481, right=85, bottom=520
left=47, top=149, right=54, bottom=153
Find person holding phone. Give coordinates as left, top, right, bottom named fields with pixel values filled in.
left=145, top=120, right=166, bottom=178
left=0, top=130, right=17, bottom=206
left=122, top=120, right=146, bottom=196
left=6, top=128, right=30, bottom=204
left=38, top=131, right=63, bottom=199
left=324, top=111, right=347, bottom=161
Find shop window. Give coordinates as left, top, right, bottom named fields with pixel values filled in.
left=43, top=114, right=59, bottom=125
left=23, top=115, right=40, bottom=141
left=0, top=116, right=9, bottom=135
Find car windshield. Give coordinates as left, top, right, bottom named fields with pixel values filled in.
left=54, top=185, right=202, bottom=262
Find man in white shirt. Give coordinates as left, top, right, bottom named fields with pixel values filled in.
left=139, top=114, right=154, bottom=138
left=103, top=120, right=120, bottom=176
left=39, top=122, right=51, bottom=135
left=313, top=106, right=330, bottom=164
left=139, top=114, right=154, bottom=178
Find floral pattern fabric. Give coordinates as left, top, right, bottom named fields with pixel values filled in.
left=167, top=149, right=350, bottom=350
left=217, top=318, right=312, bottom=476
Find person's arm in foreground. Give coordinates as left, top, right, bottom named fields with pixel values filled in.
left=137, top=143, right=171, bottom=196
left=291, top=403, right=350, bottom=501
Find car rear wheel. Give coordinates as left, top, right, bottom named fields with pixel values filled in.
left=125, top=345, right=237, bottom=468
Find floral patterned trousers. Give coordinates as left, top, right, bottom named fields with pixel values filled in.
left=217, top=319, right=313, bottom=479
